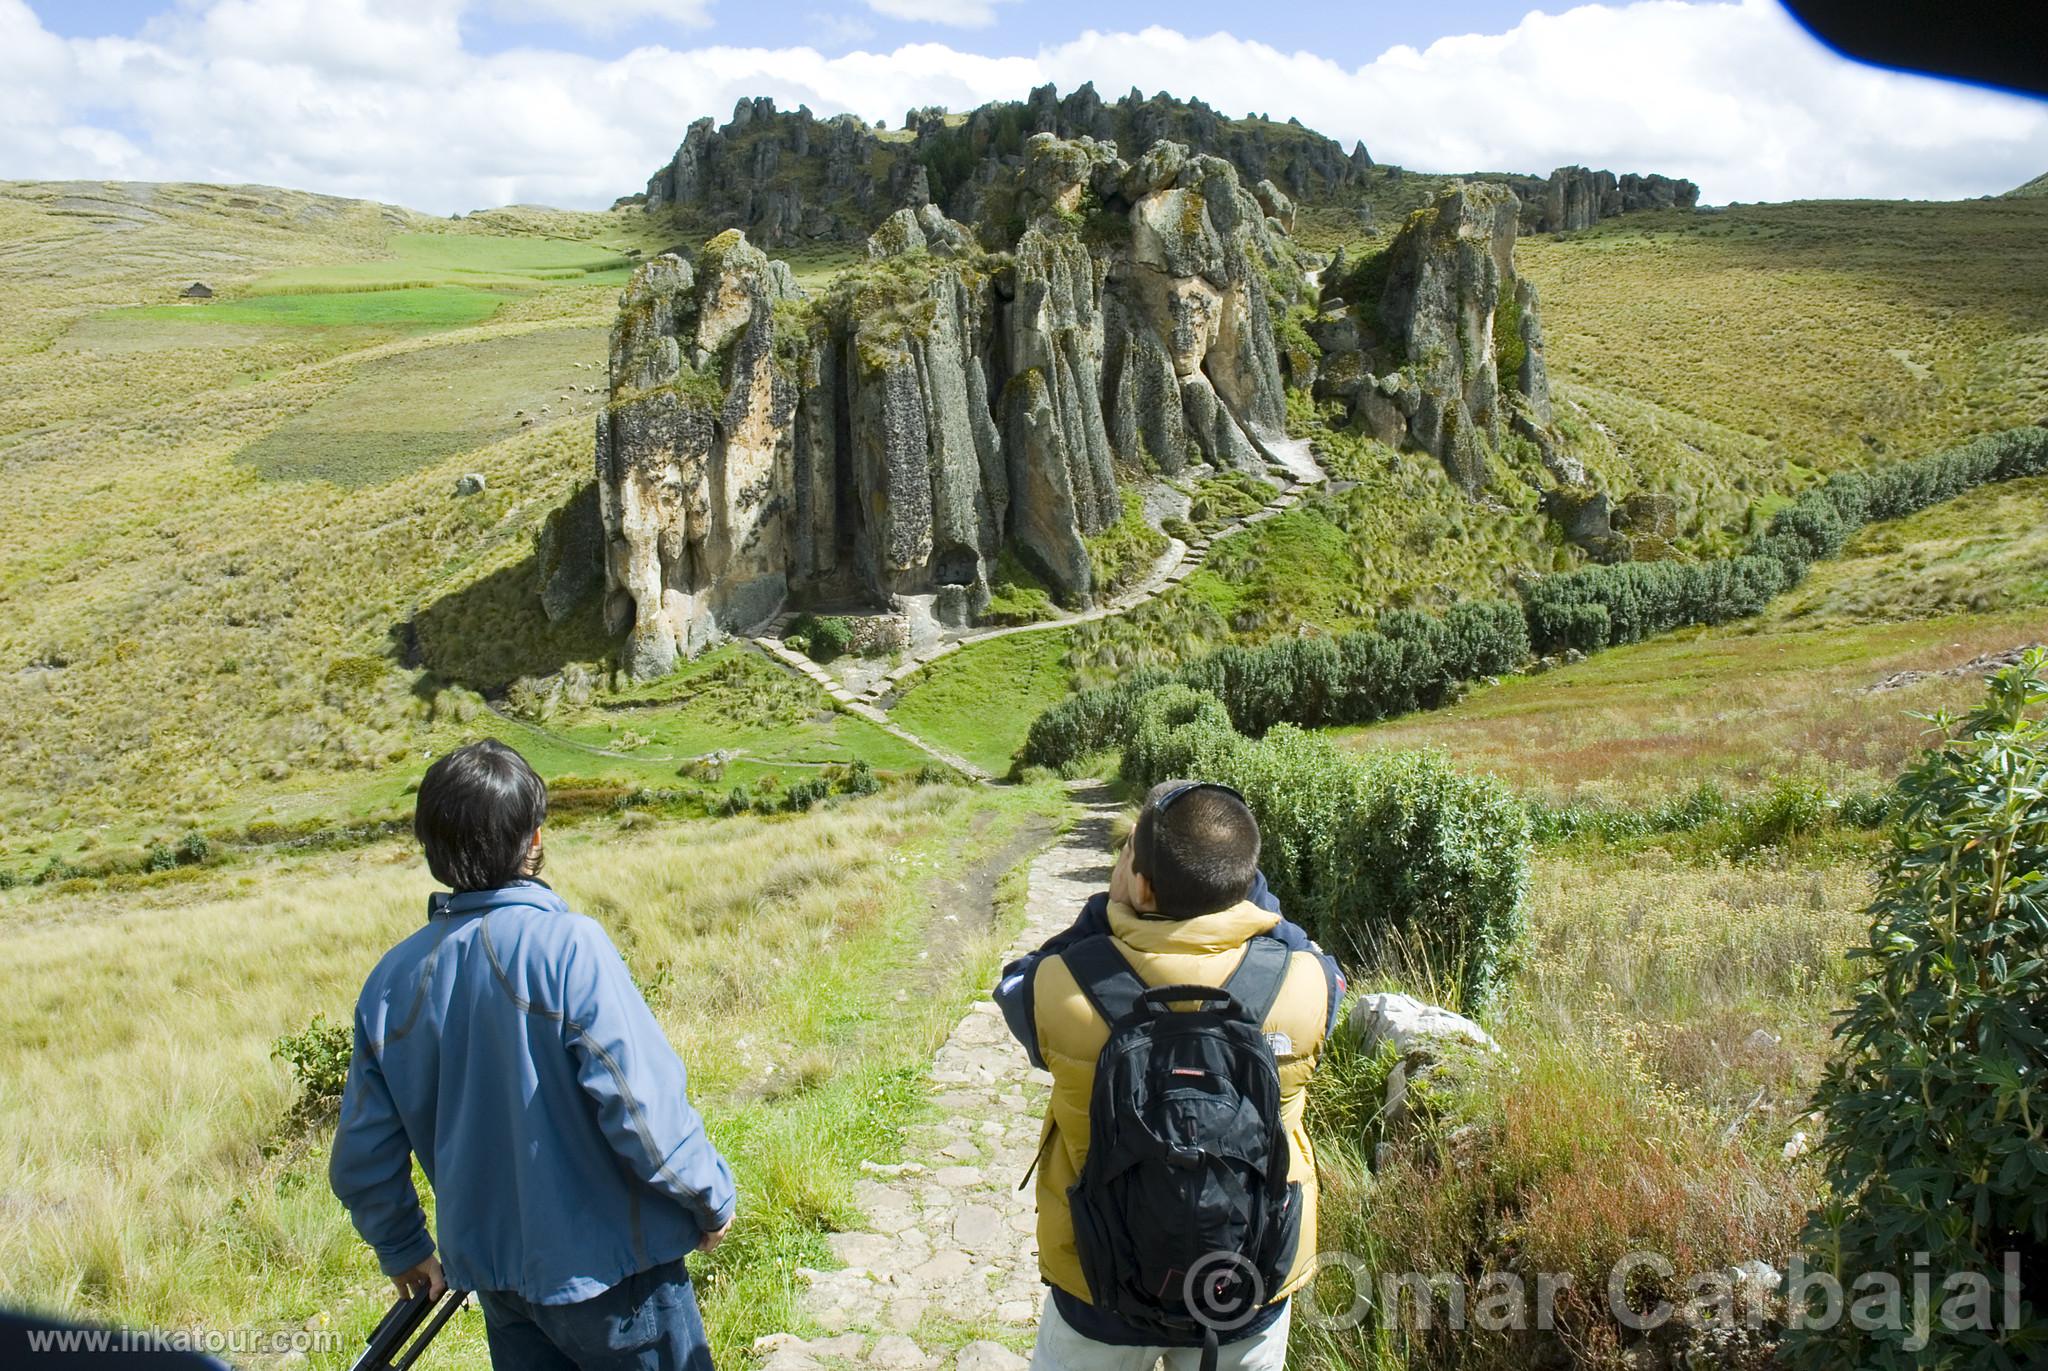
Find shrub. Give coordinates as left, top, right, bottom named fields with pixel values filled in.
left=273, top=1012, right=353, bottom=1120
left=1021, top=600, right=1530, bottom=771
left=838, top=759, right=881, bottom=797
left=1121, top=685, right=1530, bottom=1013
left=717, top=785, right=754, bottom=816
left=1729, top=775, right=1832, bottom=853
left=1784, top=657, right=2048, bottom=1370
left=782, top=776, right=832, bottom=812
left=787, top=613, right=854, bottom=662
left=175, top=831, right=211, bottom=865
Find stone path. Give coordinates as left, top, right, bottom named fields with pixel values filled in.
left=847, top=447, right=1328, bottom=709
left=752, top=785, right=1121, bottom=1371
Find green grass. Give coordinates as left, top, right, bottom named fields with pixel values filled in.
left=234, top=325, right=603, bottom=484
left=1338, top=610, right=2048, bottom=803
left=1066, top=435, right=1555, bottom=687
left=125, top=284, right=509, bottom=332
left=1520, top=198, right=2048, bottom=546
left=1083, top=488, right=1169, bottom=597
left=523, top=650, right=939, bottom=784
left=888, top=631, right=1076, bottom=776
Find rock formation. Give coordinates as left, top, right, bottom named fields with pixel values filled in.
left=1310, top=181, right=1576, bottom=490
left=1510, top=165, right=1701, bottom=234
left=594, top=136, right=1302, bottom=676
left=634, top=85, right=1370, bottom=248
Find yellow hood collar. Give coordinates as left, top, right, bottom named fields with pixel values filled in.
left=1107, top=899, right=1280, bottom=955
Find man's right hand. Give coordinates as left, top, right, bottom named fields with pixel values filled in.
left=698, top=1220, right=732, bottom=1254
left=392, top=1255, right=447, bottom=1301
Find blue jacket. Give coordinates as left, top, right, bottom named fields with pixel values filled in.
left=329, top=881, right=736, bottom=1304
left=993, top=871, right=1346, bottom=1071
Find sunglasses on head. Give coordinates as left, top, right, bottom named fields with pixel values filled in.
left=1148, top=781, right=1249, bottom=816
left=1130, top=780, right=1250, bottom=856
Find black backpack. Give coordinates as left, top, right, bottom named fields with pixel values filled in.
left=1062, top=934, right=1302, bottom=1370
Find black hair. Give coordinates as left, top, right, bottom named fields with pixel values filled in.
left=1130, top=779, right=1261, bottom=918
left=414, top=739, right=548, bottom=892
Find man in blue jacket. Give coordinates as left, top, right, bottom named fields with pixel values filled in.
left=330, top=739, right=736, bottom=1371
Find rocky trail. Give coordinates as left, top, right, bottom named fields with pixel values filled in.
left=751, top=785, right=1120, bottom=1371
left=745, top=441, right=1329, bottom=782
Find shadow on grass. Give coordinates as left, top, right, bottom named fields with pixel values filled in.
left=399, top=485, right=615, bottom=692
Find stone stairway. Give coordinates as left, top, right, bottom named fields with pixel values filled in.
left=750, top=786, right=1120, bottom=1371
left=843, top=460, right=1326, bottom=710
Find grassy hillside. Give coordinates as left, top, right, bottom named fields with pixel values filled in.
left=7, top=178, right=2047, bottom=869
left=0, top=183, right=948, bottom=877
left=1338, top=475, right=2048, bottom=800
left=1522, top=198, right=2048, bottom=542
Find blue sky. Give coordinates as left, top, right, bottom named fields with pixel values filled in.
left=31, top=1, right=1664, bottom=64
left=4, top=0, right=2043, bottom=214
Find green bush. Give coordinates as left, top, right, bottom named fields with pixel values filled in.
left=273, top=1012, right=353, bottom=1120
left=838, top=759, right=881, bottom=797
left=787, top=613, right=855, bottom=662
left=1021, top=599, right=1527, bottom=770
left=1120, top=684, right=1530, bottom=1013
left=1784, top=657, right=2048, bottom=1370
left=1526, top=426, right=2048, bottom=655
left=782, top=776, right=832, bottom=812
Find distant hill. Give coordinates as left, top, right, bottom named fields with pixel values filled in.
left=2006, top=171, right=2048, bottom=197
left=631, top=81, right=1696, bottom=246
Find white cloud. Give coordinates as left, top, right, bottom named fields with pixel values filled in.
left=862, top=0, right=1016, bottom=29
left=0, top=0, right=2041, bottom=215
left=482, top=0, right=715, bottom=34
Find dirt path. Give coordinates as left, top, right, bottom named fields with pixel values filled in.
left=848, top=447, right=1329, bottom=708
left=752, top=784, right=1120, bottom=1371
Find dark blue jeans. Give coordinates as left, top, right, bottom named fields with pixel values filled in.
left=476, top=1259, right=713, bottom=1371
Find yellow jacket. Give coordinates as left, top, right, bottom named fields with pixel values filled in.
left=1030, top=899, right=1331, bottom=1306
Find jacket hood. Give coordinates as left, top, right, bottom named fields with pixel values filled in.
left=1107, top=898, right=1280, bottom=955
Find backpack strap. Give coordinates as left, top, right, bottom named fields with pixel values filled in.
left=1221, top=935, right=1292, bottom=1027
left=1062, top=935, right=1149, bottom=1029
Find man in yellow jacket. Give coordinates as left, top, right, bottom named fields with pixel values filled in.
left=994, top=781, right=1341, bottom=1371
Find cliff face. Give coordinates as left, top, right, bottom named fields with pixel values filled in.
left=597, top=136, right=1300, bottom=677
left=1312, top=182, right=1575, bottom=491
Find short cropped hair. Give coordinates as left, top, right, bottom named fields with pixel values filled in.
left=1130, top=779, right=1261, bottom=918
left=414, top=740, right=548, bottom=892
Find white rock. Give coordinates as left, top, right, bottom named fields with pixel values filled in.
left=868, top=1335, right=928, bottom=1369
left=1347, top=992, right=1498, bottom=1060
left=956, top=1342, right=1028, bottom=1371
left=454, top=473, right=487, bottom=496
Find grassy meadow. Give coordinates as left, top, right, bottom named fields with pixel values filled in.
left=0, top=780, right=1064, bottom=1364
left=1340, top=473, right=2048, bottom=802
